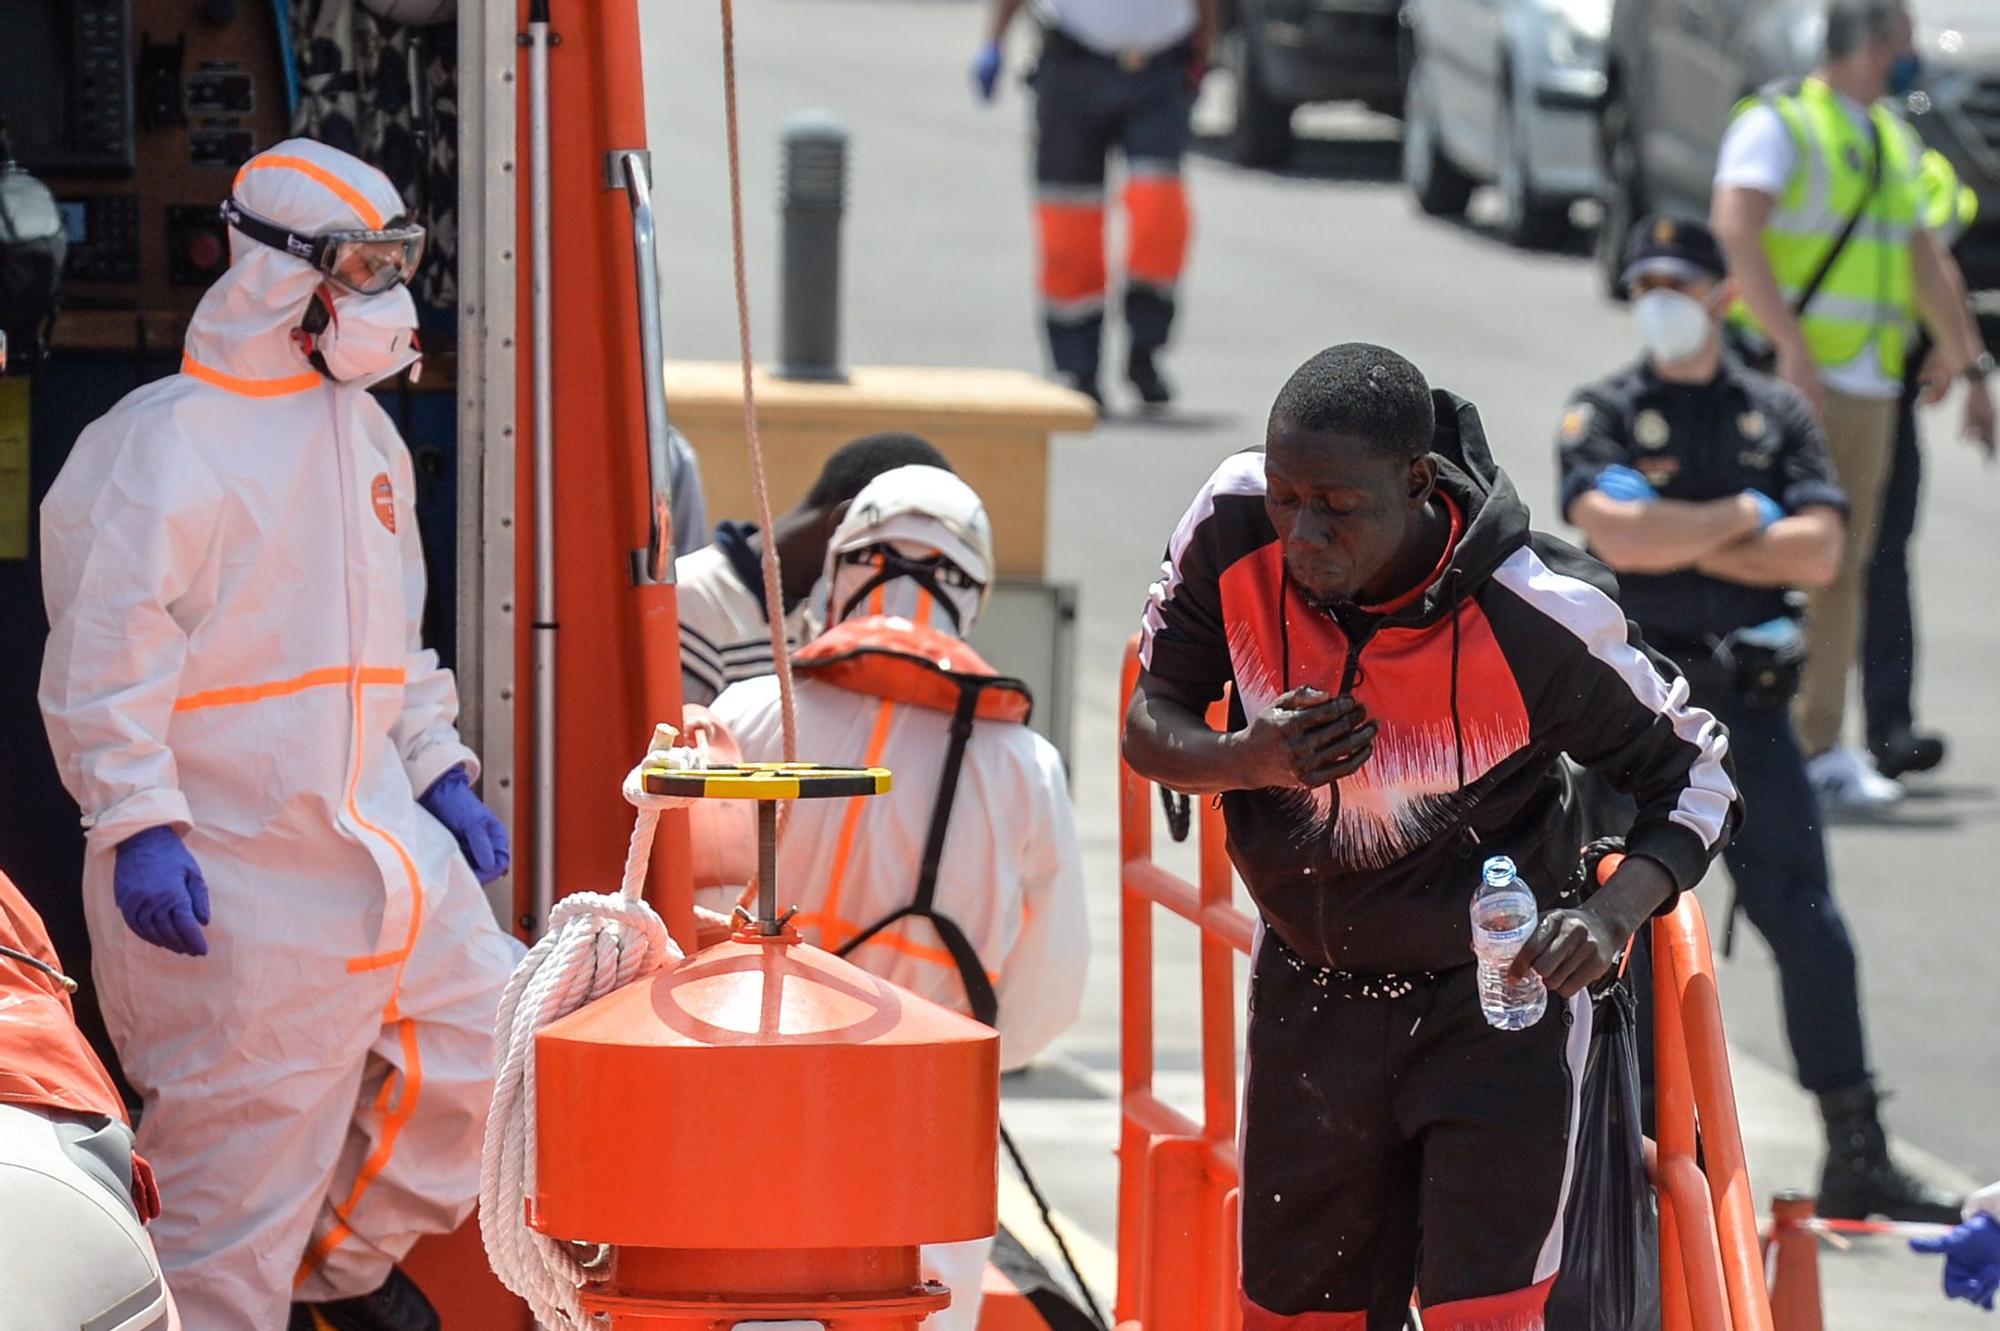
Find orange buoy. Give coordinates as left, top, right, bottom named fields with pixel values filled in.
left=530, top=766, right=1000, bottom=1328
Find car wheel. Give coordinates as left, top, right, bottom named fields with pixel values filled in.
left=1221, top=27, right=1297, bottom=168
left=1497, top=88, right=1573, bottom=249
left=1596, top=87, right=1642, bottom=301
left=1403, top=53, right=1474, bottom=218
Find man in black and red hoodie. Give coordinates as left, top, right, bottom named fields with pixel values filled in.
left=1124, top=343, right=1741, bottom=1331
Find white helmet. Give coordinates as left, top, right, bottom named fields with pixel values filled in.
left=823, top=465, right=995, bottom=636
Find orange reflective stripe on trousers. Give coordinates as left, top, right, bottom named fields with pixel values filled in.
left=1036, top=200, right=1108, bottom=304
left=1124, top=175, right=1189, bottom=287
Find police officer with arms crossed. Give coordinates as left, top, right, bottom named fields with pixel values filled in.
left=1558, top=215, right=1959, bottom=1223
left=973, top=0, right=1218, bottom=409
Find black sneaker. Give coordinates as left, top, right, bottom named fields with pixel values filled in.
left=295, top=1267, right=440, bottom=1331
left=1127, top=347, right=1173, bottom=409
left=1869, top=728, right=1946, bottom=779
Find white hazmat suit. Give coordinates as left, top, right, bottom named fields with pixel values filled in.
left=38, top=139, right=521, bottom=1330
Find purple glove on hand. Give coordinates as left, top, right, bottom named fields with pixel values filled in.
left=972, top=43, right=1003, bottom=102
left=1912, top=1213, right=2000, bottom=1311
left=420, top=766, right=511, bottom=884
left=113, top=827, right=211, bottom=957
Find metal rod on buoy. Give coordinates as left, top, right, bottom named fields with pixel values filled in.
left=757, top=801, right=780, bottom=934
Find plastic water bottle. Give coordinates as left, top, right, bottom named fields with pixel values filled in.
left=1470, top=855, right=1547, bottom=1031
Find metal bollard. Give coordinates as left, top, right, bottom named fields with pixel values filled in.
left=777, top=108, right=849, bottom=382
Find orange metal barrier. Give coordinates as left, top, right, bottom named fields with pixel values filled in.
left=1112, top=636, right=1778, bottom=1331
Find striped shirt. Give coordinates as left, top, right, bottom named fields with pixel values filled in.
left=677, top=525, right=813, bottom=706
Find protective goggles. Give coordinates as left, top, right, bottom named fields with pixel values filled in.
left=220, top=197, right=426, bottom=295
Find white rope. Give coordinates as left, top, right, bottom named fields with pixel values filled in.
left=480, top=726, right=703, bottom=1329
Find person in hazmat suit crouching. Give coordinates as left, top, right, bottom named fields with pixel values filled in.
left=707, top=464, right=1091, bottom=1331
left=38, top=138, right=524, bottom=1331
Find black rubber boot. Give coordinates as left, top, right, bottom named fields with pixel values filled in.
left=293, top=1267, right=440, bottom=1331
left=1064, top=370, right=1103, bottom=410
left=1126, top=346, right=1173, bottom=409
left=1816, top=1083, right=1963, bottom=1223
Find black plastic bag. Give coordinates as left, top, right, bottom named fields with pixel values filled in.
left=1546, top=981, right=1662, bottom=1331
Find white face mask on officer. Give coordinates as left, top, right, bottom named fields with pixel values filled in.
left=1632, top=287, right=1718, bottom=366
left=297, top=283, right=421, bottom=383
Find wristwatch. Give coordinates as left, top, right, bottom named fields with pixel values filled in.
left=1965, top=352, right=1997, bottom=384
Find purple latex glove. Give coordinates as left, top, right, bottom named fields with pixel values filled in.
left=113, top=827, right=211, bottom=957
left=420, top=766, right=511, bottom=884
left=1912, top=1213, right=2000, bottom=1311
left=972, top=43, right=1003, bottom=102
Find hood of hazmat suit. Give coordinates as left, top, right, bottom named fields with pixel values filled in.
left=37, top=138, right=521, bottom=1331
left=822, top=464, right=996, bottom=637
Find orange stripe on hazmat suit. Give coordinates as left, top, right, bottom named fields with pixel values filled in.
left=36, top=138, right=522, bottom=1331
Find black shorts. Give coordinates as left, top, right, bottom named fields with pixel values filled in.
left=1239, top=932, right=1591, bottom=1331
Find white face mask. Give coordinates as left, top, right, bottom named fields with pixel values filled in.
left=305, top=284, right=421, bottom=383
left=1633, top=288, right=1716, bottom=365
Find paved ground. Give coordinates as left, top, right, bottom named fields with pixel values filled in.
left=641, top=3, right=1998, bottom=1323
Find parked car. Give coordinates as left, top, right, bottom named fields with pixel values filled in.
left=1401, top=0, right=1611, bottom=247
left=1218, top=0, right=1410, bottom=167
left=1598, top=0, right=2000, bottom=297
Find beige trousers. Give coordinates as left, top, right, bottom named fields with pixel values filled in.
left=1797, top=389, right=1899, bottom=756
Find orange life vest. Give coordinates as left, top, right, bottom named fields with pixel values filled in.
left=792, top=615, right=1032, bottom=725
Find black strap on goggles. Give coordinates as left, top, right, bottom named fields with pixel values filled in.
left=834, top=546, right=981, bottom=634
left=218, top=197, right=417, bottom=282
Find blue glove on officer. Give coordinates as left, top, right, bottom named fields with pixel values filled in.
left=972, top=43, right=1004, bottom=102
left=1744, top=489, right=1785, bottom=530
left=113, top=826, right=211, bottom=957
left=1912, top=1213, right=2000, bottom=1311
left=420, top=766, right=511, bottom=884
left=1594, top=464, right=1658, bottom=503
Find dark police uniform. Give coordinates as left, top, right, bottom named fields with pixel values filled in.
left=1555, top=356, right=1869, bottom=1098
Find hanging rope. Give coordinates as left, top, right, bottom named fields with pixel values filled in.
left=480, top=730, right=703, bottom=1329
left=719, top=0, right=799, bottom=766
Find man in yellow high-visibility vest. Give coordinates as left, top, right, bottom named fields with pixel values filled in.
left=1711, top=0, right=1989, bottom=812
left=1861, top=147, right=1994, bottom=784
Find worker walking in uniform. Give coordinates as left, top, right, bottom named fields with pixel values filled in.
left=38, top=140, right=523, bottom=1331
left=708, top=465, right=1089, bottom=1331
left=1861, top=147, right=1995, bottom=781
left=1709, top=0, right=1989, bottom=810
left=974, top=0, right=1219, bottom=409
left=1558, top=215, right=1959, bottom=1223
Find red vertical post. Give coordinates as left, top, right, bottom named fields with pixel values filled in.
left=1768, top=1193, right=1826, bottom=1331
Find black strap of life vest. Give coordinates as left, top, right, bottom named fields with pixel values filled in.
left=835, top=681, right=1000, bottom=1030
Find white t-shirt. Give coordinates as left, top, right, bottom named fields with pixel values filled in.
left=1036, top=0, right=1198, bottom=57
left=1714, top=95, right=1921, bottom=400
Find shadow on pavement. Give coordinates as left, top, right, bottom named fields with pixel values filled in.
left=1096, top=408, right=1244, bottom=433
left=1191, top=132, right=1403, bottom=185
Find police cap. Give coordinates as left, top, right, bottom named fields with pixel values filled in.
left=1621, top=214, right=1728, bottom=291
